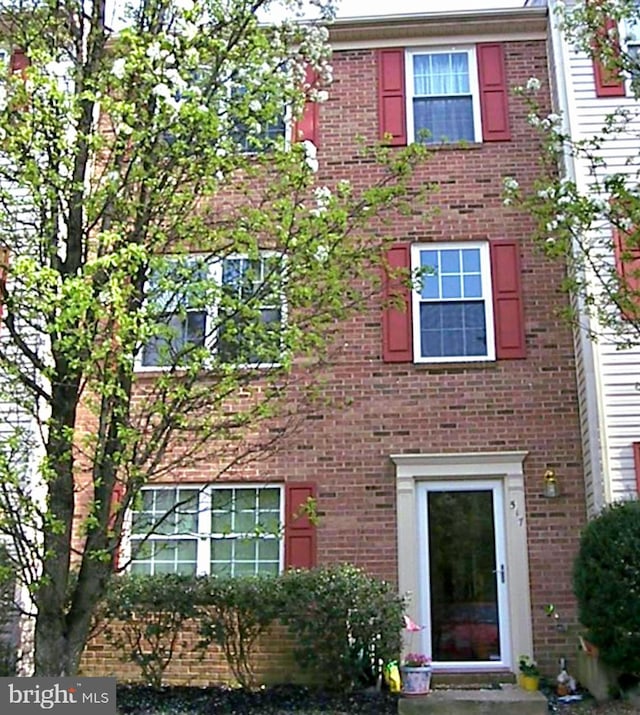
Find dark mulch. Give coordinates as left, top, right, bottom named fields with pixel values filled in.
left=116, top=684, right=399, bottom=715
left=117, top=683, right=640, bottom=715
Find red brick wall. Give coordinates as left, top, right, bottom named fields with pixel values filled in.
left=82, top=37, right=586, bottom=681
left=82, top=622, right=308, bottom=686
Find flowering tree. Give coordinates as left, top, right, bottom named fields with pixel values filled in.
left=0, top=0, right=429, bottom=675
left=504, top=0, right=640, bottom=345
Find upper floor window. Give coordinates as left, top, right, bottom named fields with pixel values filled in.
left=406, top=48, right=481, bottom=144
left=139, top=253, right=283, bottom=369
left=411, top=242, right=495, bottom=362
left=129, top=485, right=283, bottom=577
left=229, top=85, right=287, bottom=153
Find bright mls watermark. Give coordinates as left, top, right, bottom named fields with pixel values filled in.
left=0, top=677, right=116, bottom=714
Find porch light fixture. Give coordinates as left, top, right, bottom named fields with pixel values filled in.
left=543, top=468, right=559, bottom=498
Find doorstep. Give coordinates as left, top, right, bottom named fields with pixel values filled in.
left=398, top=683, right=547, bottom=715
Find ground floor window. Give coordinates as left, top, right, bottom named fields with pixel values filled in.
left=129, top=485, right=283, bottom=576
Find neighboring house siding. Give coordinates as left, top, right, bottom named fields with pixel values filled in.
left=549, top=0, right=640, bottom=511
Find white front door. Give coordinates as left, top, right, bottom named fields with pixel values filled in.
left=416, top=480, right=511, bottom=670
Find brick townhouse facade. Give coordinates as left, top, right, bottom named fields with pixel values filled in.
left=82, top=4, right=588, bottom=682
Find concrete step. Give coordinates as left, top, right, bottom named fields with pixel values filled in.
left=398, top=684, right=548, bottom=715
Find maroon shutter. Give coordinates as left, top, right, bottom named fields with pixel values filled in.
left=377, top=49, right=407, bottom=146
left=9, top=48, right=29, bottom=77
left=490, top=239, right=526, bottom=359
left=613, top=226, right=640, bottom=319
left=294, top=65, right=320, bottom=145
left=477, top=43, right=511, bottom=142
left=382, top=243, right=413, bottom=363
left=284, top=482, right=317, bottom=569
left=633, top=443, right=640, bottom=496
left=592, top=16, right=625, bottom=97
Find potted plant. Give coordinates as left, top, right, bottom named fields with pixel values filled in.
left=400, top=653, right=432, bottom=696
left=518, top=655, right=540, bottom=691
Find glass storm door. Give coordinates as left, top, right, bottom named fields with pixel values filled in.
left=417, top=481, right=510, bottom=669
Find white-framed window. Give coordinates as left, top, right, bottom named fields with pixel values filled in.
left=129, top=484, right=283, bottom=576
left=138, top=252, right=283, bottom=369
left=406, top=47, right=482, bottom=145
left=411, top=242, right=495, bottom=362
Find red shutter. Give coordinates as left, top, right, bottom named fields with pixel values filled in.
left=382, top=243, right=413, bottom=363
left=377, top=49, right=407, bottom=146
left=613, top=226, right=640, bottom=319
left=284, top=482, right=317, bottom=570
left=293, top=65, right=320, bottom=146
left=477, top=43, right=511, bottom=142
left=9, top=48, right=29, bottom=77
left=490, top=239, right=526, bottom=359
left=633, top=443, right=640, bottom=496
left=592, top=16, right=625, bottom=97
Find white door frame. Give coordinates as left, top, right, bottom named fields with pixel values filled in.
left=391, top=451, right=534, bottom=674
left=416, top=479, right=510, bottom=671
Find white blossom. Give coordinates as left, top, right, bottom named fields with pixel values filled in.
left=314, top=244, right=330, bottom=262
left=183, top=23, right=199, bottom=42
left=152, top=83, right=173, bottom=100
left=503, top=176, right=519, bottom=192
left=302, top=139, right=319, bottom=172
left=545, top=237, right=556, bottom=247
left=147, top=42, right=163, bottom=62
left=112, top=58, right=126, bottom=79
left=174, top=0, right=194, bottom=11
left=526, top=76, right=541, bottom=92
left=249, top=99, right=262, bottom=112
left=165, top=68, right=187, bottom=92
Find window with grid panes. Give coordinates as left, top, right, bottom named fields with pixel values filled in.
left=411, top=242, right=495, bottom=362
left=139, top=253, right=283, bottom=368
left=129, top=485, right=282, bottom=576
left=407, top=48, right=480, bottom=144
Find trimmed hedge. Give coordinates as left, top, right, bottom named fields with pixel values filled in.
left=98, top=564, right=404, bottom=689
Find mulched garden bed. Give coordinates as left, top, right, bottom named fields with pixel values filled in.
left=116, top=684, right=399, bottom=715
left=116, top=683, right=640, bottom=714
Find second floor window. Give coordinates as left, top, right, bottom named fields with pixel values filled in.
left=139, top=253, right=283, bottom=369
left=411, top=242, right=495, bottom=362
left=407, top=48, right=480, bottom=144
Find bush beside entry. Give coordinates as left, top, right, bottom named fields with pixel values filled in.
left=573, top=500, right=640, bottom=676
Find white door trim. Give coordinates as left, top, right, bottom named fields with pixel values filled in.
left=417, top=480, right=510, bottom=671
left=391, top=451, right=533, bottom=674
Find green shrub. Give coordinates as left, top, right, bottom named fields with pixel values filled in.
left=573, top=500, right=640, bottom=674
left=195, top=575, right=282, bottom=688
left=101, top=574, right=200, bottom=687
left=279, top=564, right=405, bottom=690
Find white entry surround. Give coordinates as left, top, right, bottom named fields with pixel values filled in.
left=391, top=451, right=533, bottom=672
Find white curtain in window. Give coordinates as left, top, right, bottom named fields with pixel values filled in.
left=414, top=52, right=470, bottom=96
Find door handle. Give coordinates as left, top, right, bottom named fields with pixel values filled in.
left=493, top=564, right=505, bottom=583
